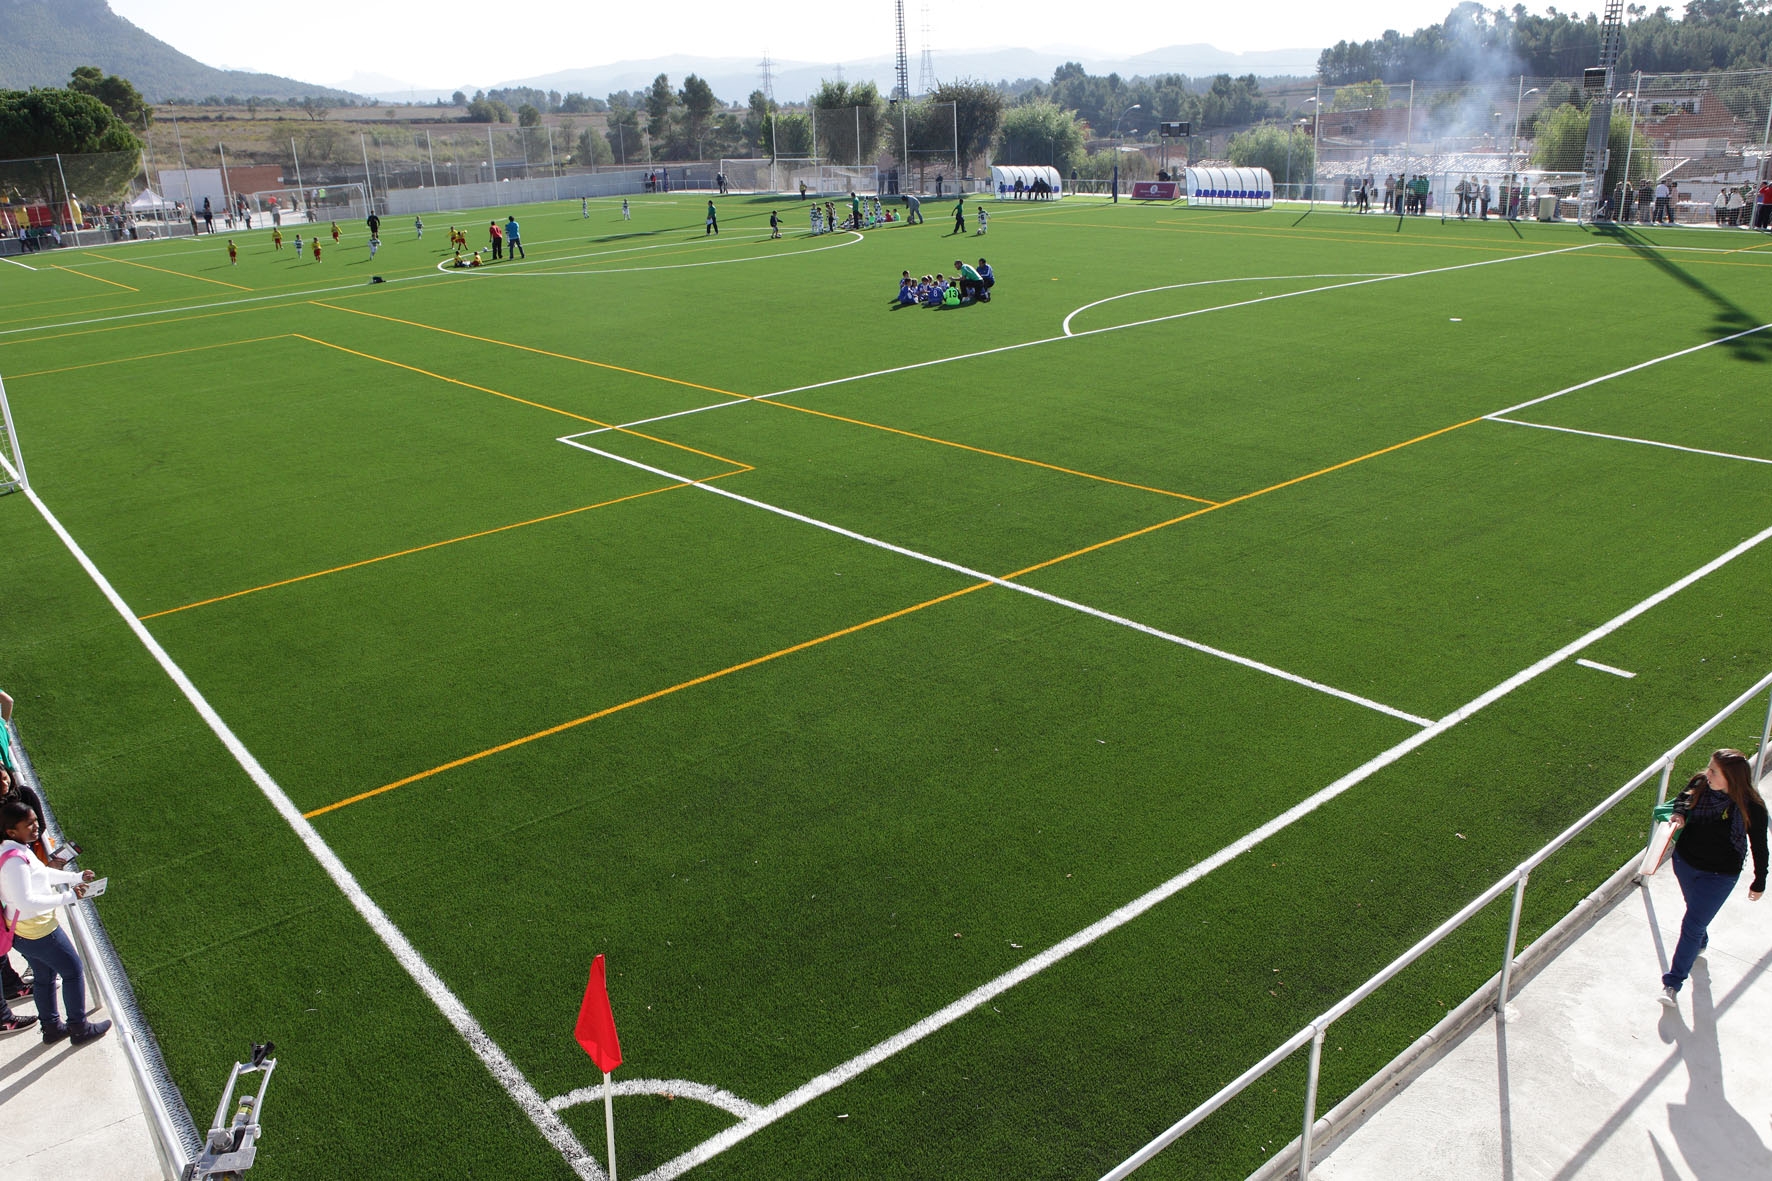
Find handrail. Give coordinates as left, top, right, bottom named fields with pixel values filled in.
left=1102, top=665, right=1772, bottom=1181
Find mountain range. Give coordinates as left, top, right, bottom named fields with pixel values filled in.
left=0, top=0, right=354, bottom=101
left=0, top=0, right=1320, bottom=109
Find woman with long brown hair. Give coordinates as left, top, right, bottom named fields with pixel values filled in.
left=1659, top=749, right=1769, bottom=1007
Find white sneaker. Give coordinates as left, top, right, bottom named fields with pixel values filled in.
left=1657, top=986, right=1679, bottom=1008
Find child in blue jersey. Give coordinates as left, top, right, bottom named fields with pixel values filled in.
left=897, top=271, right=916, bottom=304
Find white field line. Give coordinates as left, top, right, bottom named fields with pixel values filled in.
left=1488, top=321, right=1772, bottom=418
left=0, top=458, right=605, bottom=1181
left=436, top=230, right=863, bottom=278
left=1061, top=243, right=1593, bottom=337
left=568, top=244, right=1593, bottom=442
left=549, top=1079, right=763, bottom=1121
left=1059, top=273, right=1400, bottom=335
left=0, top=273, right=444, bottom=339
left=635, top=514, right=1772, bottom=1181
left=1575, top=657, right=1637, bottom=678
left=557, top=436, right=1432, bottom=727
left=1, top=255, right=37, bottom=271
left=1488, top=416, right=1772, bottom=466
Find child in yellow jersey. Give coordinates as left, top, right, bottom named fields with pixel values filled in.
left=272, top=227, right=283, bottom=250
left=312, top=239, right=322, bottom=261
left=330, top=221, right=340, bottom=244
left=227, top=239, right=237, bottom=265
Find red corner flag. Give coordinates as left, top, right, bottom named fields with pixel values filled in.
left=575, top=955, right=623, bottom=1073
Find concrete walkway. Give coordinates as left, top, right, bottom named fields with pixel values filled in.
left=1313, top=862, right=1772, bottom=1180
left=0, top=949, right=163, bottom=1181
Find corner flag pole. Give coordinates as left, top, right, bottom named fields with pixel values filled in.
left=603, top=1072, right=617, bottom=1181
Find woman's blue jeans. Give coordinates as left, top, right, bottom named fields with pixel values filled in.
left=13, top=924, right=87, bottom=1030
left=1663, top=851, right=1738, bottom=992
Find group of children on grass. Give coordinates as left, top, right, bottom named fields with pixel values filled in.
left=898, top=258, right=994, bottom=307
left=811, top=193, right=896, bottom=235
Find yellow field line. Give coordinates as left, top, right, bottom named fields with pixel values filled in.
left=1001, top=416, right=1485, bottom=581
left=288, top=333, right=755, bottom=472
left=765, top=399, right=1220, bottom=505
left=109, top=255, right=252, bottom=291
left=140, top=483, right=703, bottom=620
left=50, top=264, right=139, bottom=292
left=308, top=412, right=1481, bottom=818
left=309, top=301, right=749, bottom=400
left=7, top=335, right=291, bottom=380
left=303, top=580, right=993, bottom=817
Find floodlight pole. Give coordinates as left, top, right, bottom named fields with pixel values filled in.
left=547, top=126, right=559, bottom=200
left=856, top=104, right=862, bottom=167
left=358, top=133, right=375, bottom=213
left=172, top=115, right=194, bottom=218
left=426, top=130, right=441, bottom=213
left=488, top=125, right=497, bottom=186
left=217, top=143, right=233, bottom=225
left=290, top=138, right=304, bottom=208
left=1311, top=87, right=1321, bottom=209
left=1622, top=80, right=1640, bottom=200
left=54, top=153, right=74, bottom=233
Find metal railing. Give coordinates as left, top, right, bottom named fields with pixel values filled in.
left=9, top=724, right=199, bottom=1179
left=1102, top=665, right=1772, bottom=1181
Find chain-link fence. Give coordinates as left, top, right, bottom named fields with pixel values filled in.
left=1301, top=69, right=1772, bottom=223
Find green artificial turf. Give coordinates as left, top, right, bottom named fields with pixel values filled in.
left=2, top=193, right=1771, bottom=1179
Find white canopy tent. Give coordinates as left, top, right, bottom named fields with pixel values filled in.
left=1184, top=167, right=1274, bottom=209
left=989, top=165, right=1063, bottom=200
left=128, top=188, right=176, bottom=214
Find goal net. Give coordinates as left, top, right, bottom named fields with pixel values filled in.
left=787, top=164, right=879, bottom=196
left=717, top=158, right=818, bottom=193
left=244, top=183, right=371, bottom=223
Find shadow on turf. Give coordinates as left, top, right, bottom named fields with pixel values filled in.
left=1590, top=224, right=1772, bottom=362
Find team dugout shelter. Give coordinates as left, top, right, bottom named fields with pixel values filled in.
left=1184, top=166, right=1274, bottom=209
left=990, top=165, right=1064, bottom=200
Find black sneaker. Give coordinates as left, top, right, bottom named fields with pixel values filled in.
left=70, top=1019, right=112, bottom=1046
left=1, top=1012, right=38, bottom=1033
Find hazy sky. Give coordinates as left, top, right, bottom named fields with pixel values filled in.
left=106, top=0, right=1474, bottom=90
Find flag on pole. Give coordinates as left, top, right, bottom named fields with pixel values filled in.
left=575, top=954, right=623, bottom=1073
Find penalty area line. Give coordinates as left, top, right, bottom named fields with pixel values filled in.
left=0, top=460, right=605, bottom=1179
left=634, top=513, right=1772, bottom=1181
left=559, top=436, right=1432, bottom=727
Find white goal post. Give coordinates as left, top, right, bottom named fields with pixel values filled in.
left=244, top=183, right=371, bottom=223
left=788, top=164, right=879, bottom=196
left=0, top=374, right=29, bottom=495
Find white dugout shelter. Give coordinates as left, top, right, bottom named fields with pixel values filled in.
left=990, top=165, right=1063, bottom=199
left=1184, top=167, right=1274, bottom=209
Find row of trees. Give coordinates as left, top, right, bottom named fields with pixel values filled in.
left=1320, top=0, right=1772, bottom=83
left=580, top=66, right=1280, bottom=175
left=0, top=68, right=147, bottom=203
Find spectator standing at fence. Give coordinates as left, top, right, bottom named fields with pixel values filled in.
left=1, top=800, right=110, bottom=1046
left=1755, top=180, right=1772, bottom=229
left=1658, top=750, right=1767, bottom=1007
left=1653, top=179, right=1671, bottom=224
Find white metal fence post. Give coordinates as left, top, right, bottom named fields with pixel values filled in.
left=1497, top=872, right=1529, bottom=1016
left=1298, top=1026, right=1327, bottom=1179
left=1757, top=687, right=1772, bottom=781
